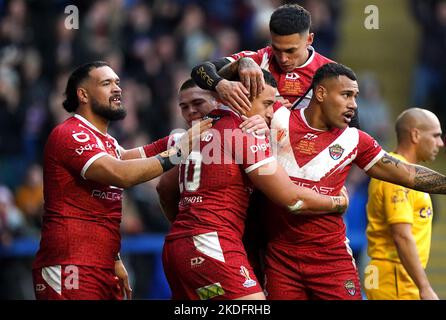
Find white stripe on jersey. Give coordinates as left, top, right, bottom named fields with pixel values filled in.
left=271, top=107, right=364, bottom=182
left=42, top=265, right=62, bottom=295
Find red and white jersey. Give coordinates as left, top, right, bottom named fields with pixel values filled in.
left=34, top=115, right=124, bottom=270
left=167, top=107, right=274, bottom=241
left=227, top=46, right=333, bottom=107
left=265, top=106, right=385, bottom=247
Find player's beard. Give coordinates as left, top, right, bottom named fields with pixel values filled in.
left=91, top=97, right=127, bottom=121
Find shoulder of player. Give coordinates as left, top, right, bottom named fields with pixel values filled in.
left=209, top=108, right=243, bottom=128
left=314, top=50, right=334, bottom=63
left=50, top=116, right=106, bottom=145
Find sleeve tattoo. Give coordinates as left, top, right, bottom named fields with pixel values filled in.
left=380, top=153, right=446, bottom=194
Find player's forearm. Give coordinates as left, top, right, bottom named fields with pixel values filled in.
left=86, top=148, right=180, bottom=188
left=369, top=153, right=446, bottom=194
left=411, top=164, right=446, bottom=194
left=107, top=157, right=165, bottom=189
left=120, top=148, right=144, bottom=160
left=217, top=60, right=241, bottom=80
left=393, top=232, right=431, bottom=291
left=289, top=186, right=347, bottom=214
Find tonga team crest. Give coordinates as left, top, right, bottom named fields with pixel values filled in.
left=329, top=144, right=344, bottom=160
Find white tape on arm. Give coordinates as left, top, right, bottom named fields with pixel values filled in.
left=287, top=199, right=304, bottom=212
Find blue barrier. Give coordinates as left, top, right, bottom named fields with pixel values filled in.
left=0, top=233, right=167, bottom=257
left=0, top=233, right=171, bottom=299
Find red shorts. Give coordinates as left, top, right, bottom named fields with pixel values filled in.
left=32, top=265, right=122, bottom=300
left=163, top=231, right=263, bottom=300
left=264, top=241, right=362, bottom=300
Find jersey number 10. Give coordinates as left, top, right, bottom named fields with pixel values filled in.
left=179, top=151, right=203, bottom=192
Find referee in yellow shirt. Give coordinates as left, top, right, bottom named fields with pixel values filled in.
left=365, top=108, right=443, bottom=300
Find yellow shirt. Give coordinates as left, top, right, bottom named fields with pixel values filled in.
left=366, top=152, right=433, bottom=267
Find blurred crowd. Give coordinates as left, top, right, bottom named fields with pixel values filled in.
left=2, top=0, right=442, bottom=299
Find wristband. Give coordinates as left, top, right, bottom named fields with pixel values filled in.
left=156, top=147, right=182, bottom=172
left=192, top=62, right=224, bottom=91
left=115, top=253, right=121, bottom=261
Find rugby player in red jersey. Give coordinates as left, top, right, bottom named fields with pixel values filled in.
left=32, top=61, right=212, bottom=300
left=162, top=69, right=349, bottom=300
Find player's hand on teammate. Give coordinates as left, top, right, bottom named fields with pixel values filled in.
left=215, top=79, right=251, bottom=115
left=115, top=259, right=132, bottom=300
left=177, top=117, right=213, bottom=158
left=276, top=97, right=293, bottom=109
left=239, top=115, right=270, bottom=136
left=238, top=57, right=265, bottom=98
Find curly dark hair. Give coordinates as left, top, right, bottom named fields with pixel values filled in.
left=269, top=4, right=311, bottom=36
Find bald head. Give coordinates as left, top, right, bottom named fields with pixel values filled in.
left=394, top=108, right=443, bottom=163
left=395, top=108, right=440, bottom=142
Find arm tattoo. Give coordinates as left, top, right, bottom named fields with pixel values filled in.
left=413, top=165, right=446, bottom=194
left=331, top=196, right=345, bottom=213
left=380, top=154, right=401, bottom=167
left=217, top=60, right=240, bottom=79
left=238, top=57, right=258, bottom=70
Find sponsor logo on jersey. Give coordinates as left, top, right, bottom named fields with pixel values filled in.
left=329, top=144, right=344, bottom=160
left=240, top=266, right=256, bottom=288
left=294, top=182, right=335, bottom=195
left=303, top=133, right=318, bottom=140
left=250, top=142, right=270, bottom=154
left=35, top=284, right=46, bottom=292
left=285, top=72, right=300, bottom=80
left=75, top=143, right=98, bottom=155
left=196, top=282, right=225, bottom=300
left=344, top=279, right=356, bottom=296
left=419, top=206, right=432, bottom=218
left=72, top=131, right=90, bottom=143
left=180, top=196, right=203, bottom=206
left=191, top=257, right=205, bottom=268
left=91, top=190, right=122, bottom=201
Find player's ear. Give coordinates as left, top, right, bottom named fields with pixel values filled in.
left=307, top=32, right=314, bottom=46
left=410, top=128, right=420, bottom=144
left=314, top=85, right=326, bottom=102
left=77, top=88, right=88, bottom=104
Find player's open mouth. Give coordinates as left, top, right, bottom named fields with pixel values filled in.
left=343, top=111, right=354, bottom=123
left=110, top=96, right=121, bottom=105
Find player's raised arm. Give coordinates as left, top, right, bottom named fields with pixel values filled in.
left=366, top=152, right=446, bottom=194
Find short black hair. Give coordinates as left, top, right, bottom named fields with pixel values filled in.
left=269, top=4, right=311, bottom=36
left=311, top=63, right=357, bottom=90
left=179, top=78, right=197, bottom=92
left=262, top=69, right=277, bottom=88
left=63, top=61, right=109, bottom=113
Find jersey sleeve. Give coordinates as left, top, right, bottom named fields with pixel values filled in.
left=140, top=135, right=171, bottom=158
left=231, top=129, right=275, bottom=173
left=58, top=125, right=109, bottom=179
left=226, top=49, right=263, bottom=66
left=381, top=182, right=414, bottom=224
left=355, top=129, right=386, bottom=171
